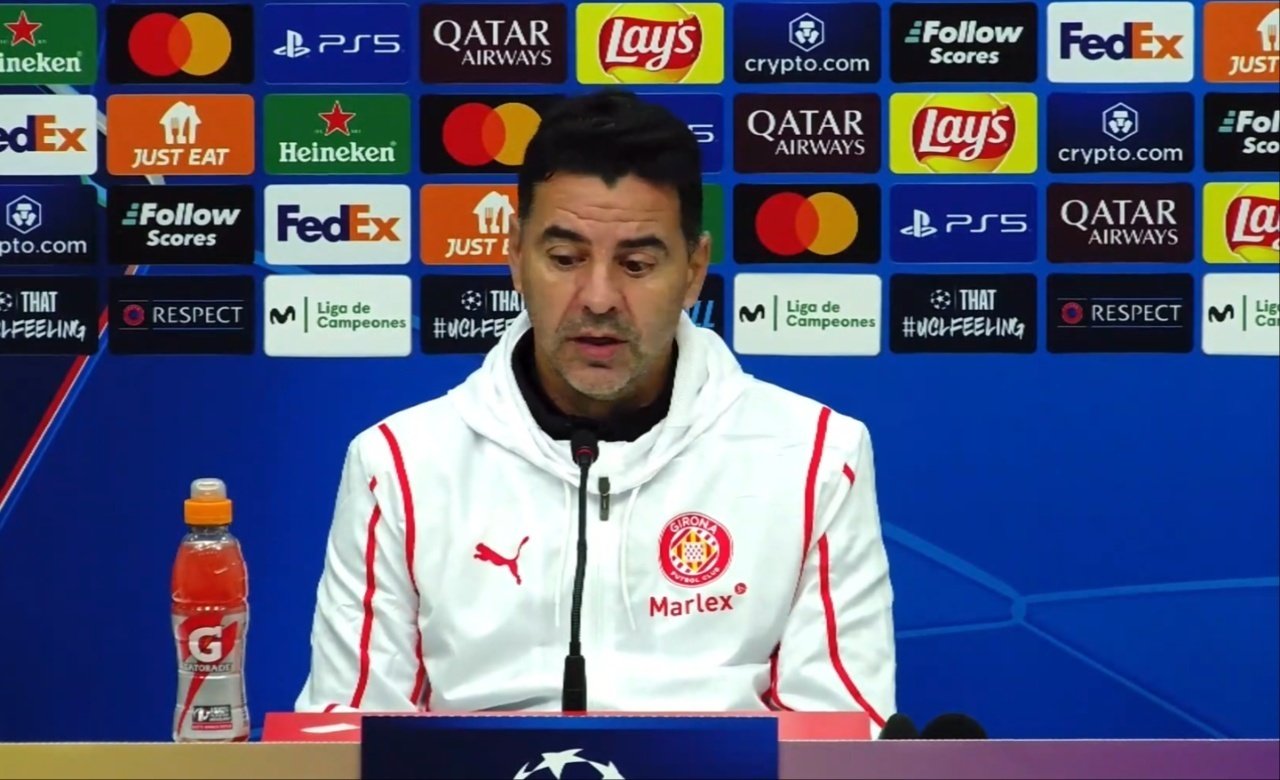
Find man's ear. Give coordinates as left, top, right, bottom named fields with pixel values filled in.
left=682, top=231, right=712, bottom=309
left=508, top=220, right=523, bottom=295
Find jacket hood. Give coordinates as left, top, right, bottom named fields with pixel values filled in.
left=449, top=310, right=751, bottom=495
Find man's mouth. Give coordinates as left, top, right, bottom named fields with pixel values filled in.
left=572, top=335, right=624, bottom=346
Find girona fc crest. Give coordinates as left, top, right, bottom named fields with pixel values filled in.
left=659, top=512, right=732, bottom=587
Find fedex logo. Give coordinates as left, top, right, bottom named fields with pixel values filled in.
left=264, top=184, right=410, bottom=266
left=276, top=204, right=401, bottom=243
left=1059, top=21, right=1184, bottom=60
left=0, top=96, right=97, bottom=174
left=1048, top=3, right=1193, bottom=83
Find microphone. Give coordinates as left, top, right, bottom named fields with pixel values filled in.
left=877, top=713, right=920, bottom=739
left=920, top=713, right=988, bottom=739
left=562, top=429, right=599, bottom=712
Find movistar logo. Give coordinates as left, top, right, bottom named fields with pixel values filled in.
left=1208, top=304, right=1234, bottom=322
left=738, top=304, right=765, bottom=322
left=269, top=306, right=296, bottom=324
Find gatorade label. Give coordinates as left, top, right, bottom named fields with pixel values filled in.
left=173, top=609, right=249, bottom=740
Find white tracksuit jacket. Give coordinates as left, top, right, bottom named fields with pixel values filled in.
left=295, top=309, right=897, bottom=734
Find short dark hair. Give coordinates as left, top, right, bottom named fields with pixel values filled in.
left=517, top=89, right=703, bottom=247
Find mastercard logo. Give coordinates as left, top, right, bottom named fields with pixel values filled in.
left=441, top=102, right=542, bottom=167
left=754, top=192, right=859, bottom=257
left=128, top=12, right=233, bottom=77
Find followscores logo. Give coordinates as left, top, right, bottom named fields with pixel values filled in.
left=107, top=185, right=254, bottom=265
left=891, top=184, right=1036, bottom=263
left=1202, top=272, right=1280, bottom=356
left=106, top=4, right=254, bottom=84
left=0, top=185, right=95, bottom=265
left=265, top=185, right=409, bottom=266
left=643, top=92, right=722, bottom=172
left=1047, top=92, right=1193, bottom=173
left=1202, top=182, right=1279, bottom=264
left=890, top=2, right=1037, bottom=82
left=420, top=94, right=561, bottom=174
left=733, top=273, right=881, bottom=356
left=734, top=3, right=880, bottom=83
left=261, top=3, right=410, bottom=84
left=0, top=94, right=95, bottom=175
left=264, top=274, right=411, bottom=358
left=1048, top=2, right=1194, bottom=83
left=889, top=92, right=1038, bottom=174
left=734, top=184, right=879, bottom=264
left=421, top=4, right=566, bottom=84
left=1205, top=92, right=1280, bottom=172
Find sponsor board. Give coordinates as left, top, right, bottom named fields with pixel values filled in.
left=264, top=93, right=410, bottom=175
left=1047, top=1, right=1194, bottom=83
left=1202, top=182, right=1279, bottom=264
left=891, top=184, right=1036, bottom=263
left=261, top=2, right=411, bottom=85
left=0, top=94, right=97, bottom=175
left=264, top=273, right=412, bottom=357
left=1202, top=272, right=1280, bottom=356
left=890, top=2, right=1037, bottom=82
left=890, top=273, right=1036, bottom=353
left=1046, top=92, right=1194, bottom=173
left=0, top=185, right=96, bottom=265
left=1046, top=273, right=1193, bottom=353
left=108, top=274, right=255, bottom=355
left=107, top=185, right=254, bottom=265
left=1203, top=1, right=1279, bottom=83
left=0, top=274, right=98, bottom=354
left=106, top=4, right=254, bottom=84
left=1046, top=183, right=1193, bottom=263
left=105, top=94, right=254, bottom=176
left=265, top=184, right=411, bottom=266
left=576, top=2, right=725, bottom=85
left=421, top=273, right=524, bottom=354
left=733, top=184, right=879, bottom=264
left=734, top=93, right=880, bottom=173
left=0, top=4, right=97, bottom=85
left=644, top=92, right=723, bottom=172
left=421, top=3, right=566, bottom=83
left=888, top=92, right=1037, bottom=174
left=732, top=273, right=880, bottom=356
left=1204, top=92, right=1280, bottom=172
left=734, top=2, right=880, bottom=83
left=420, top=94, right=562, bottom=174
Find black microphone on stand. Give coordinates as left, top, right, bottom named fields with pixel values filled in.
left=877, top=713, right=920, bottom=739
left=562, top=429, right=598, bottom=712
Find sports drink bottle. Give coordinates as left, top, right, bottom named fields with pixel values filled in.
left=171, top=477, right=250, bottom=742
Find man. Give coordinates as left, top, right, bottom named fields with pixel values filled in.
left=295, top=89, right=897, bottom=733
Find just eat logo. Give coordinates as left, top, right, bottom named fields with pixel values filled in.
left=1048, top=2, right=1194, bottom=83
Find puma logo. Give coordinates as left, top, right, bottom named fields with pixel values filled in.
left=474, top=536, right=530, bottom=585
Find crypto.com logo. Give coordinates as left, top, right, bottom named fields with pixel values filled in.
left=755, top=190, right=859, bottom=256
left=789, top=12, right=824, bottom=52
left=442, top=101, right=541, bottom=166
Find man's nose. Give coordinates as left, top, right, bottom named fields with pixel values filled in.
left=577, top=257, right=623, bottom=314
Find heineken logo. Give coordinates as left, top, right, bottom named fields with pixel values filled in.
left=0, top=5, right=97, bottom=84
left=265, top=93, right=410, bottom=175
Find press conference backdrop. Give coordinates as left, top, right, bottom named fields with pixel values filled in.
left=0, top=0, right=1277, bottom=743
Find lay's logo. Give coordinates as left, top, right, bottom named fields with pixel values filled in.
left=890, top=92, right=1038, bottom=174
left=1203, top=182, right=1280, bottom=264
left=0, top=95, right=96, bottom=174
left=577, top=3, right=724, bottom=84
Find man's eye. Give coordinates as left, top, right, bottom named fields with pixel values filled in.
left=622, top=259, right=652, bottom=275
left=549, top=254, right=576, bottom=267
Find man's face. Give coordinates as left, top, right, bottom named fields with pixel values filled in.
left=509, top=173, right=709, bottom=406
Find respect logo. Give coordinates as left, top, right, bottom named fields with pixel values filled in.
left=1202, top=182, right=1279, bottom=264
left=576, top=2, right=724, bottom=84
left=889, top=92, right=1037, bottom=174
left=420, top=94, right=561, bottom=174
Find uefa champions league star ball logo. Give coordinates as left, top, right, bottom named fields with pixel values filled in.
left=513, top=748, right=625, bottom=779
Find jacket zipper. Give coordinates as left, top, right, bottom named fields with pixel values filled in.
left=599, top=477, right=610, bottom=521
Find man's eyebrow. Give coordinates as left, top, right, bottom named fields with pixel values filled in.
left=539, top=226, right=670, bottom=255
left=540, top=225, right=587, bottom=244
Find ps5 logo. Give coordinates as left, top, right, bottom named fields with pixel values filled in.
left=900, top=209, right=1029, bottom=237
left=272, top=29, right=403, bottom=58
left=689, top=123, right=715, bottom=144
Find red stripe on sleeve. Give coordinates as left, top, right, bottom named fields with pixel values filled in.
left=349, top=497, right=381, bottom=708
left=817, top=534, right=886, bottom=728
left=377, top=423, right=430, bottom=710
